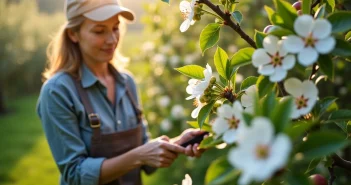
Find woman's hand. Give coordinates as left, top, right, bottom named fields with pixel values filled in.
left=173, top=129, right=208, bottom=158
left=135, top=136, right=185, bottom=168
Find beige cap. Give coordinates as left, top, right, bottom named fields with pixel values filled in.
left=65, top=0, right=135, bottom=22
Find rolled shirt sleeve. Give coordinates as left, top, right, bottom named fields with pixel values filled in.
left=37, top=81, right=105, bottom=185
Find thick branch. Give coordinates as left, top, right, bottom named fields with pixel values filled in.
left=198, top=0, right=257, bottom=48
left=332, top=154, right=351, bottom=172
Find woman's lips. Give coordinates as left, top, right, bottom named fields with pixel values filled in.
left=102, top=48, right=115, bottom=54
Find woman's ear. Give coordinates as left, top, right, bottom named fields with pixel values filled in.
left=67, top=29, right=79, bottom=43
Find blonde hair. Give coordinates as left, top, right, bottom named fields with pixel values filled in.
left=43, top=16, right=127, bottom=81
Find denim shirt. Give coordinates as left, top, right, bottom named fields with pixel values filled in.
left=36, top=64, right=150, bottom=185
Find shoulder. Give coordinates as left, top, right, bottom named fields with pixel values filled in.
left=119, top=69, right=137, bottom=87
left=39, top=72, right=76, bottom=99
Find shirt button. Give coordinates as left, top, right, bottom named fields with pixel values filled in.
left=117, top=120, right=122, bottom=125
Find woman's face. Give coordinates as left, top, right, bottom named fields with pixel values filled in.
left=71, top=14, right=121, bottom=65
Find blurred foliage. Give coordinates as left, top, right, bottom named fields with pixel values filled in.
left=0, top=0, right=64, bottom=99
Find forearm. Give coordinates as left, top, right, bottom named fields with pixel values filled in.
left=99, top=148, right=143, bottom=184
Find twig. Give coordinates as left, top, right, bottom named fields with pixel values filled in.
left=328, top=165, right=336, bottom=185
left=197, top=0, right=257, bottom=48
left=311, top=0, right=321, bottom=9
left=332, top=154, right=351, bottom=172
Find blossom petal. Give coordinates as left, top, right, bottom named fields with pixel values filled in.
left=191, top=106, right=201, bottom=118
left=179, top=1, right=191, bottom=13
left=212, top=117, right=230, bottom=135
left=312, top=19, right=332, bottom=40
left=297, top=47, right=318, bottom=66
left=244, top=106, right=254, bottom=114
left=250, top=117, right=273, bottom=145
left=283, top=36, right=304, bottom=53
left=217, top=104, right=233, bottom=118
left=294, top=15, right=314, bottom=37
left=302, top=80, right=318, bottom=98
left=282, top=55, right=296, bottom=70
left=315, top=36, right=336, bottom=54
left=267, top=134, right=291, bottom=170
left=299, top=97, right=317, bottom=115
left=241, top=85, right=256, bottom=107
left=258, top=65, right=275, bottom=75
left=204, top=63, right=212, bottom=80
left=269, top=67, right=287, bottom=82
left=223, top=129, right=237, bottom=144
left=277, top=40, right=288, bottom=57
left=182, top=174, right=192, bottom=185
left=180, top=19, right=191, bottom=32
left=252, top=49, right=271, bottom=67
left=284, top=78, right=303, bottom=97
left=263, top=35, right=279, bottom=55
left=233, top=101, right=244, bottom=112
left=291, top=103, right=301, bottom=119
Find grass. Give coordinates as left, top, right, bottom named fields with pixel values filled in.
left=0, top=95, right=196, bottom=185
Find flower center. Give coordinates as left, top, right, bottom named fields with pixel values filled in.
left=304, top=34, right=317, bottom=47
left=193, top=99, right=199, bottom=107
left=295, top=95, right=309, bottom=109
left=227, top=116, right=240, bottom=129
left=181, top=11, right=191, bottom=20
left=255, top=144, right=270, bottom=159
left=270, top=52, right=283, bottom=67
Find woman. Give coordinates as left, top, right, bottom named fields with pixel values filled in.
left=37, top=0, right=205, bottom=185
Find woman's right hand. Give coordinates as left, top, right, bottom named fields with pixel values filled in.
left=134, top=136, right=185, bottom=168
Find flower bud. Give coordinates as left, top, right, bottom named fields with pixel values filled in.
left=204, top=88, right=212, bottom=95
left=193, top=14, right=202, bottom=21
left=200, top=95, right=207, bottom=103
left=220, top=0, right=226, bottom=5
left=210, top=76, right=216, bottom=84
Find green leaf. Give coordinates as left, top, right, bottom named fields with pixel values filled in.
left=345, top=31, right=351, bottom=41
left=314, top=4, right=326, bottom=19
left=348, top=121, right=351, bottom=136
left=187, top=121, right=212, bottom=132
left=264, top=5, right=285, bottom=26
left=262, top=92, right=277, bottom=118
left=198, top=101, right=215, bottom=129
left=269, top=27, right=295, bottom=37
left=328, top=110, right=351, bottom=122
left=315, top=96, right=338, bottom=116
left=285, top=120, right=315, bottom=141
left=254, top=30, right=267, bottom=48
left=328, top=11, right=351, bottom=33
left=322, top=0, right=335, bottom=13
left=229, top=47, right=255, bottom=73
left=232, top=11, right=243, bottom=24
left=271, top=97, right=293, bottom=133
left=242, top=112, right=254, bottom=126
left=230, top=69, right=238, bottom=92
left=199, top=136, right=223, bottom=149
left=332, top=38, right=351, bottom=57
left=214, top=46, right=229, bottom=80
left=334, top=121, right=348, bottom=133
left=161, top=0, right=169, bottom=4
left=240, top=76, right=258, bottom=91
left=297, top=131, right=350, bottom=160
left=205, top=156, right=240, bottom=185
left=305, top=158, right=322, bottom=174
left=175, top=65, right=205, bottom=79
left=230, top=3, right=237, bottom=13
left=302, top=0, right=312, bottom=15
left=317, top=55, right=334, bottom=80
left=256, top=75, right=275, bottom=98
left=200, top=23, right=221, bottom=55
left=274, top=0, right=298, bottom=30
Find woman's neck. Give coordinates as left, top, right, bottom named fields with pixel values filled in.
left=84, top=60, right=110, bottom=78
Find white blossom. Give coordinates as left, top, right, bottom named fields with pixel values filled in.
left=152, top=53, right=167, bottom=66
left=191, top=96, right=206, bottom=118
left=241, top=85, right=257, bottom=114
left=158, top=96, right=171, bottom=107
left=171, top=104, right=185, bottom=119
left=186, top=64, right=212, bottom=100
left=182, top=174, right=192, bottom=185
left=179, top=0, right=196, bottom=32
left=252, top=35, right=296, bottom=82
left=284, top=78, right=319, bottom=119
left=160, top=119, right=172, bottom=132
left=228, top=117, right=292, bottom=185
left=283, top=15, right=336, bottom=66
left=170, top=55, right=181, bottom=67
left=212, top=101, right=245, bottom=144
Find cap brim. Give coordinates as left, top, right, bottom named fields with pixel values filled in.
left=83, top=5, right=135, bottom=22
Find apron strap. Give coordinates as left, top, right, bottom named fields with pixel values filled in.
left=70, top=75, right=101, bottom=139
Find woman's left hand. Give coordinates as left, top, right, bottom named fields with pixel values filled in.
left=173, top=129, right=207, bottom=158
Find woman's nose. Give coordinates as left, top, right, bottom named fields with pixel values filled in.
left=106, top=32, right=118, bottom=44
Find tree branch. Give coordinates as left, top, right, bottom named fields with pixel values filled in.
left=328, top=165, right=336, bottom=185
left=309, top=63, right=319, bottom=80
left=332, top=154, right=351, bottom=172
left=197, top=0, right=257, bottom=48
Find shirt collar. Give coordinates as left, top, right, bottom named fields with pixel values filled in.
left=80, top=63, right=126, bottom=88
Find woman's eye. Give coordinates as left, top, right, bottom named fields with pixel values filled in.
left=94, top=30, right=104, bottom=34
left=113, top=28, right=119, bottom=32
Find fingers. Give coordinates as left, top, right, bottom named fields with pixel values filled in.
left=185, top=144, right=205, bottom=158
left=161, top=142, right=185, bottom=154
left=185, top=145, right=195, bottom=157
left=159, top=135, right=170, bottom=142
